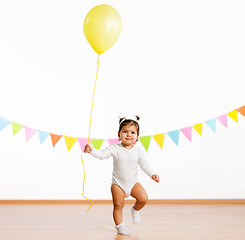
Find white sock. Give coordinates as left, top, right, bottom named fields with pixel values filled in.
left=115, top=223, right=131, bottom=235
left=131, top=206, right=141, bottom=224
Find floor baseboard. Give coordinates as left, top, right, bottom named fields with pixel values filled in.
left=0, top=199, right=245, bottom=204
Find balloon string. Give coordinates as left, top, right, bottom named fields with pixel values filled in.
left=81, top=53, right=101, bottom=212
left=81, top=154, right=94, bottom=212
left=88, top=53, right=100, bottom=143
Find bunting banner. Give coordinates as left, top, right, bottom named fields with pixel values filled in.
left=0, top=105, right=244, bottom=152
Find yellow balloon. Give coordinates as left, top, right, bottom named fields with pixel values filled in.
left=83, top=4, right=122, bottom=54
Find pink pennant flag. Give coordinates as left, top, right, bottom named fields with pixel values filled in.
left=107, top=138, right=120, bottom=145
left=78, top=138, right=90, bottom=151
left=217, top=114, right=227, bottom=128
left=180, top=127, right=192, bottom=142
left=25, top=127, right=37, bottom=141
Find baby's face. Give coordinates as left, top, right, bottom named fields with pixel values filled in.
left=118, top=124, right=138, bottom=148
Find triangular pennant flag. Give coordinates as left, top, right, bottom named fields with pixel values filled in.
left=78, top=138, right=90, bottom=151
left=227, top=110, right=238, bottom=123
left=24, top=127, right=37, bottom=141
left=64, top=136, right=78, bottom=152
left=180, top=127, right=192, bottom=142
left=167, top=130, right=180, bottom=146
left=107, top=138, right=120, bottom=145
left=193, top=123, right=203, bottom=136
left=91, top=139, right=104, bottom=150
left=50, top=134, right=62, bottom=147
left=12, top=122, right=23, bottom=136
left=38, top=131, right=50, bottom=144
left=205, top=119, right=216, bottom=132
left=139, top=136, right=152, bottom=151
left=153, top=134, right=165, bottom=149
left=0, top=117, right=11, bottom=131
left=217, top=114, right=227, bottom=128
left=237, top=106, right=245, bottom=117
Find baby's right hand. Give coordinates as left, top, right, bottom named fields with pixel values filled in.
left=84, top=144, right=92, bottom=153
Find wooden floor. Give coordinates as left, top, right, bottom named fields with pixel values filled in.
left=0, top=203, right=245, bottom=240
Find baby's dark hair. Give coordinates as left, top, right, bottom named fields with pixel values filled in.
left=118, top=116, right=140, bottom=136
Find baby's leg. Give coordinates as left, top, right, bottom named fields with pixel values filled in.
left=130, top=182, right=148, bottom=224
left=130, top=182, right=148, bottom=211
left=111, top=184, right=131, bottom=235
left=111, top=184, right=125, bottom=225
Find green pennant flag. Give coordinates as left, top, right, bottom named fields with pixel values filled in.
left=12, top=122, right=23, bottom=136
left=139, top=136, right=151, bottom=151
left=91, top=139, right=104, bottom=149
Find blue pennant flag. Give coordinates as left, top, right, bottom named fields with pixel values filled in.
left=205, top=119, right=216, bottom=132
left=0, top=116, right=11, bottom=131
left=168, top=130, right=180, bottom=146
left=38, top=130, right=50, bottom=144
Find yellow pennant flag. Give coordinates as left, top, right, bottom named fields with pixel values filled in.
left=193, top=123, right=203, bottom=136
left=153, top=134, right=165, bottom=149
left=64, top=136, right=78, bottom=152
left=227, top=110, right=238, bottom=123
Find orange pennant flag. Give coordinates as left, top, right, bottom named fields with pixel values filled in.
left=237, top=106, right=245, bottom=117
left=153, top=134, right=165, bottom=149
left=193, top=123, right=203, bottom=136
left=64, top=136, right=78, bottom=152
left=50, top=134, right=62, bottom=147
left=227, top=110, right=238, bottom=123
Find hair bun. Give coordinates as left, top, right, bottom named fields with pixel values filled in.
left=119, top=116, right=126, bottom=124
left=118, top=115, right=140, bottom=124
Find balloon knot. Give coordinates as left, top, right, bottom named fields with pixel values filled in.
left=97, top=54, right=101, bottom=64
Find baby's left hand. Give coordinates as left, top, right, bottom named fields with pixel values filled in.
left=152, top=174, right=160, bottom=183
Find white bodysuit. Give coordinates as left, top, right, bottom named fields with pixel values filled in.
left=90, top=143, right=155, bottom=198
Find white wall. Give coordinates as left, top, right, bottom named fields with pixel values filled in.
left=0, top=0, right=245, bottom=200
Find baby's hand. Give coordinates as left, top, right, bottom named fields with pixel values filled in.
left=152, top=174, right=160, bottom=183
left=84, top=144, right=92, bottom=153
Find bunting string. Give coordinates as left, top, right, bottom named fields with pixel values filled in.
left=0, top=106, right=244, bottom=152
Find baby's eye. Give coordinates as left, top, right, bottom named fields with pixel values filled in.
left=123, top=130, right=127, bottom=133
left=132, top=132, right=135, bottom=134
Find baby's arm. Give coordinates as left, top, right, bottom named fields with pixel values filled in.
left=84, top=144, right=114, bottom=160
left=138, top=147, right=160, bottom=182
